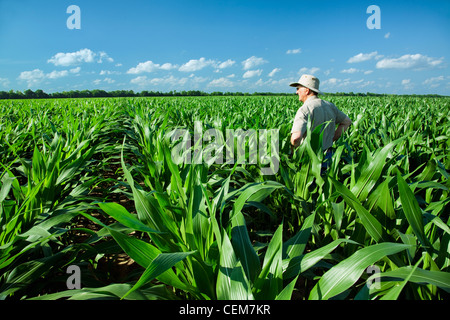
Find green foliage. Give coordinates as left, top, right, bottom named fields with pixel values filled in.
left=0, top=95, right=449, bottom=300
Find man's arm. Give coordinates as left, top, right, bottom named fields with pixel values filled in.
left=333, top=116, right=352, bottom=141
left=291, top=131, right=302, bottom=148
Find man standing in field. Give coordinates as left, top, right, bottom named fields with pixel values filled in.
left=289, top=74, right=352, bottom=171
left=290, top=74, right=352, bottom=152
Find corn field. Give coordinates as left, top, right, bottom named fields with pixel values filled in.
left=0, top=95, right=449, bottom=300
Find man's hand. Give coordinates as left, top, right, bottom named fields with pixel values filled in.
left=291, top=131, right=302, bottom=148
left=333, top=116, right=352, bottom=142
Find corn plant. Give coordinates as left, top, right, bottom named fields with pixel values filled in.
left=1, top=95, right=449, bottom=300
left=0, top=99, right=126, bottom=299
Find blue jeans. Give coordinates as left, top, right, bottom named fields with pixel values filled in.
left=321, top=149, right=333, bottom=175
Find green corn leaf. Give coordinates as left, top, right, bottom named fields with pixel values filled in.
left=372, top=266, right=450, bottom=294
left=0, top=252, right=64, bottom=300
left=0, top=230, right=59, bottom=270
left=309, top=242, right=413, bottom=300
left=108, top=228, right=194, bottom=294
left=231, top=211, right=261, bottom=283
left=0, top=174, right=15, bottom=203
left=122, top=250, right=196, bottom=299
left=216, top=231, right=238, bottom=300
left=350, top=137, right=405, bottom=201
left=80, top=213, right=193, bottom=293
left=283, top=238, right=359, bottom=279
left=229, top=262, right=254, bottom=300
left=29, top=283, right=176, bottom=300
left=190, top=257, right=216, bottom=300
left=120, top=147, right=160, bottom=231
left=397, top=171, right=430, bottom=250
left=379, top=255, right=424, bottom=300
left=213, top=227, right=254, bottom=300
left=275, top=276, right=299, bottom=300
left=186, top=165, right=210, bottom=258
left=330, top=176, right=386, bottom=242
left=31, top=145, right=43, bottom=184
left=331, top=201, right=345, bottom=231
left=230, top=181, right=285, bottom=223
left=14, top=179, right=45, bottom=221
left=423, top=212, right=450, bottom=235
left=282, top=212, right=315, bottom=260
left=162, top=138, right=187, bottom=208
left=97, top=202, right=162, bottom=234
left=56, top=147, right=95, bottom=185
left=121, top=145, right=181, bottom=252
left=253, top=223, right=283, bottom=299
left=202, top=175, right=232, bottom=248
left=366, top=177, right=395, bottom=219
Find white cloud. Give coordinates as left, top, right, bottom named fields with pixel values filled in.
left=322, top=77, right=374, bottom=90
left=179, top=57, right=215, bottom=72
left=127, top=61, right=177, bottom=74
left=402, top=79, right=414, bottom=90
left=286, top=48, right=302, bottom=54
left=347, top=51, right=380, bottom=63
left=126, top=57, right=235, bottom=76
left=359, top=80, right=375, bottom=88
left=376, top=54, right=444, bottom=70
left=160, top=63, right=177, bottom=70
left=364, top=70, right=373, bottom=75
left=70, top=67, right=81, bottom=74
left=151, top=75, right=187, bottom=86
left=100, top=69, right=121, bottom=75
left=423, top=76, right=444, bottom=84
left=323, top=78, right=340, bottom=86
left=18, top=69, right=46, bottom=87
left=18, top=67, right=81, bottom=87
left=93, top=77, right=116, bottom=85
left=242, top=56, right=267, bottom=70
left=268, top=77, right=292, bottom=88
left=423, top=76, right=445, bottom=88
left=298, top=67, right=320, bottom=75
left=341, top=68, right=359, bottom=74
left=268, top=68, right=281, bottom=77
left=216, top=59, right=235, bottom=69
left=47, top=48, right=113, bottom=66
left=98, top=52, right=114, bottom=63
left=47, top=70, right=69, bottom=79
left=130, top=76, right=147, bottom=86
left=130, top=75, right=208, bottom=88
left=128, top=62, right=157, bottom=74
left=208, top=77, right=235, bottom=88
left=243, top=69, right=263, bottom=78
left=0, top=77, right=10, bottom=88
left=402, top=79, right=411, bottom=85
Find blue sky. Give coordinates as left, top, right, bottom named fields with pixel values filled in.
left=0, top=0, right=449, bottom=94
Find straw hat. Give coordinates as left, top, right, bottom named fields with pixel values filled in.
left=289, top=74, right=321, bottom=94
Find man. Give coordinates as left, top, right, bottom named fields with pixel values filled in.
left=290, top=74, right=352, bottom=152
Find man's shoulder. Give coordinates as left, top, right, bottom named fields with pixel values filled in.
left=303, top=96, right=328, bottom=108
left=314, top=97, right=337, bottom=108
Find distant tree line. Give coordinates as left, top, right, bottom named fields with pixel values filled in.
left=0, top=89, right=446, bottom=100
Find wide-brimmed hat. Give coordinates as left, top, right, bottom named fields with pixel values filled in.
left=289, top=74, right=321, bottom=94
